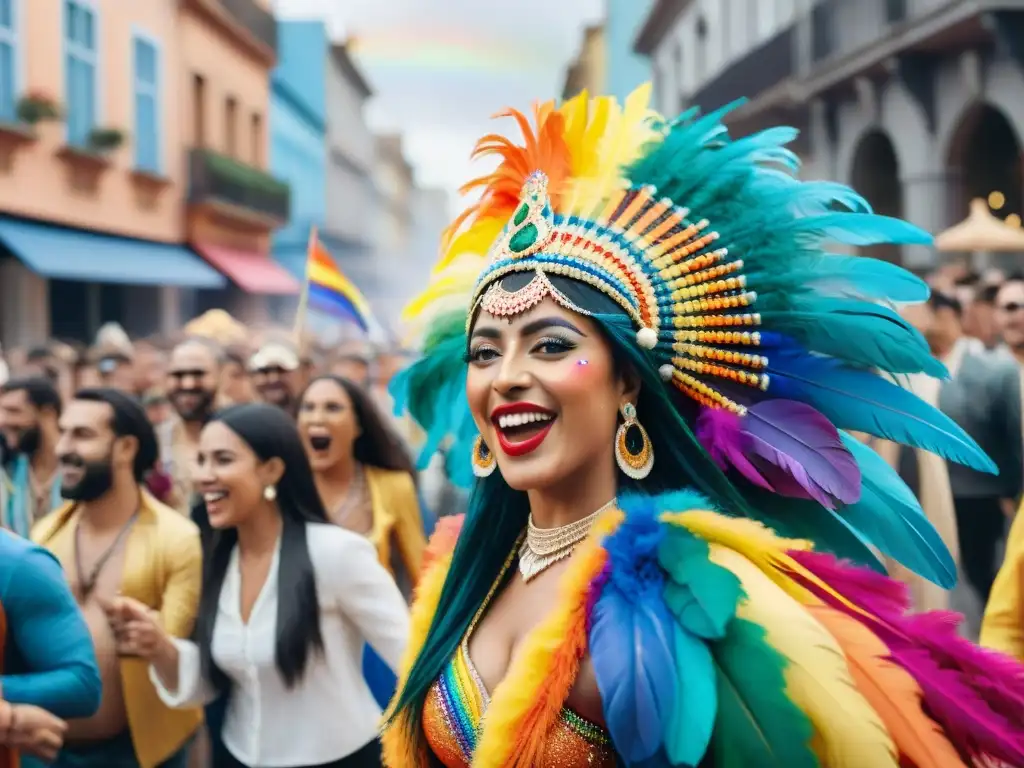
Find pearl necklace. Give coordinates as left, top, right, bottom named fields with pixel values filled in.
left=518, top=499, right=616, bottom=582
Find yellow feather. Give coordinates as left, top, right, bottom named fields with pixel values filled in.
left=380, top=550, right=454, bottom=768
left=433, top=216, right=504, bottom=274
left=568, top=83, right=656, bottom=218
left=710, top=546, right=898, bottom=768
left=558, top=89, right=590, bottom=171
left=665, top=510, right=876, bottom=621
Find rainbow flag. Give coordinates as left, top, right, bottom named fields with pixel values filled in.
left=301, top=230, right=373, bottom=332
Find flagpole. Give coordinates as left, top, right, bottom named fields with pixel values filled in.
left=292, top=225, right=315, bottom=346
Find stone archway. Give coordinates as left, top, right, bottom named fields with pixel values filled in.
left=947, top=102, right=1022, bottom=223
left=849, top=129, right=903, bottom=263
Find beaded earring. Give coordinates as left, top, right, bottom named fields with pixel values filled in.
left=472, top=435, right=496, bottom=478
left=615, top=402, right=654, bottom=480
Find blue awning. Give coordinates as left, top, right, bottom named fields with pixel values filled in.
left=0, top=217, right=227, bottom=288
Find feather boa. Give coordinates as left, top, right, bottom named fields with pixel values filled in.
left=383, top=498, right=1024, bottom=768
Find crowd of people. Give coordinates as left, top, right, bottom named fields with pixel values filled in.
left=4, top=83, right=1024, bottom=768
left=897, top=265, right=1024, bottom=633
left=0, top=313, right=448, bottom=768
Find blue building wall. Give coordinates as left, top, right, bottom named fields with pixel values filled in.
left=270, top=21, right=328, bottom=278
left=605, top=0, right=654, bottom=102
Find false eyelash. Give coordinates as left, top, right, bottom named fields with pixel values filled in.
left=534, top=336, right=577, bottom=353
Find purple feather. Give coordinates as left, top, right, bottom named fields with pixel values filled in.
left=695, top=401, right=861, bottom=508
left=742, top=400, right=861, bottom=509
left=695, top=407, right=773, bottom=491
left=789, top=550, right=1024, bottom=765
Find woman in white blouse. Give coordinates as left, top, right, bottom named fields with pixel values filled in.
left=108, top=402, right=410, bottom=768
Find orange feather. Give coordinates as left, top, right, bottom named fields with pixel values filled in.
left=808, top=604, right=967, bottom=768
left=457, top=102, right=572, bottom=224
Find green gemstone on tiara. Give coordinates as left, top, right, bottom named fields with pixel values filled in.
left=509, top=223, right=539, bottom=253
left=513, top=202, right=529, bottom=226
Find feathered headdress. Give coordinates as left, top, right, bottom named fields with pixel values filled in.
left=391, top=85, right=993, bottom=583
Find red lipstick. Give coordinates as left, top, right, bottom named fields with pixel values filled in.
left=491, top=402, right=556, bottom=458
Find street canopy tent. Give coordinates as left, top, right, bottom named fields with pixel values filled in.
left=934, top=198, right=1024, bottom=252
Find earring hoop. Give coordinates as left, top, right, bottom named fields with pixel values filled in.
left=472, top=435, right=496, bottom=478
left=615, top=402, right=654, bottom=479
left=263, top=485, right=278, bottom=502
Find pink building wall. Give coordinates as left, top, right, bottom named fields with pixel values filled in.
left=0, top=0, right=184, bottom=242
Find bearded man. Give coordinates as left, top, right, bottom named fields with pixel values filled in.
left=32, top=389, right=202, bottom=768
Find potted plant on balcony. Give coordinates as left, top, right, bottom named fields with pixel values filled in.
left=15, top=91, right=62, bottom=125
left=86, top=127, right=126, bottom=154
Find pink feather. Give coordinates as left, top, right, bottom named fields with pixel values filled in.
left=787, top=550, right=1024, bottom=765
left=694, top=407, right=773, bottom=491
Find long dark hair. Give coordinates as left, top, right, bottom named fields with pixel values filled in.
left=300, top=374, right=416, bottom=476
left=194, top=402, right=328, bottom=690
left=388, top=272, right=749, bottom=741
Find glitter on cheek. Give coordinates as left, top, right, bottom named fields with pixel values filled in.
left=576, top=359, right=590, bottom=366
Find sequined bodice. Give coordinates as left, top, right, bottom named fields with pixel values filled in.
left=422, top=639, right=616, bottom=767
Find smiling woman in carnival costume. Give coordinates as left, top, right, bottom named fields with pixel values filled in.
left=382, top=85, right=1024, bottom=768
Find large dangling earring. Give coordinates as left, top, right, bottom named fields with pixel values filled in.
left=615, top=402, right=654, bottom=480
left=472, top=435, right=496, bottom=478
left=263, top=485, right=277, bottom=502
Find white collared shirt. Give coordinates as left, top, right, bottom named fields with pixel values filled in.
left=151, top=522, right=410, bottom=767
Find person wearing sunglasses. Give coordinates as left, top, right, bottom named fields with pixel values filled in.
left=995, top=275, right=1024, bottom=362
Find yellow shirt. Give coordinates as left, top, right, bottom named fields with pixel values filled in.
left=32, top=491, right=203, bottom=768
left=980, top=502, right=1024, bottom=660
left=365, top=467, right=426, bottom=583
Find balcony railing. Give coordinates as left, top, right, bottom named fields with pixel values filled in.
left=690, top=25, right=797, bottom=111
left=188, top=148, right=290, bottom=223
left=219, top=0, right=277, bottom=54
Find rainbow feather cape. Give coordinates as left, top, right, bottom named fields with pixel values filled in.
left=382, top=496, right=1024, bottom=767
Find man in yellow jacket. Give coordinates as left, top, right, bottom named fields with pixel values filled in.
left=32, top=389, right=202, bottom=768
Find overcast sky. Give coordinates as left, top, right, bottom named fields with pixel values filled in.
left=273, top=0, right=603, bottom=206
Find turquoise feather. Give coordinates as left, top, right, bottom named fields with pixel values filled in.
left=761, top=297, right=947, bottom=377
left=740, top=490, right=886, bottom=573
left=665, top=624, right=717, bottom=767
left=763, top=340, right=996, bottom=473
left=387, top=310, right=473, bottom=478
left=789, top=255, right=930, bottom=303
left=838, top=433, right=957, bottom=588
left=658, top=524, right=741, bottom=640
left=654, top=516, right=740, bottom=766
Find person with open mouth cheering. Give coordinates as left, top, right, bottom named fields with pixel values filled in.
left=297, top=375, right=426, bottom=709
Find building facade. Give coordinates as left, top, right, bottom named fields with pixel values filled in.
left=270, top=20, right=328, bottom=278
left=322, top=39, right=376, bottom=323
left=180, top=0, right=297, bottom=323
left=0, top=0, right=296, bottom=349
left=366, top=132, right=415, bottom=336
left=0, top=0, right=225, bottom=348
left=635, top=0, right=1024, bottom=269
left=563, top=25, right=607, bottom=100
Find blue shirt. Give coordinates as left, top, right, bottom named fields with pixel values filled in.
left=0, top=529, right=101, bottom=718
